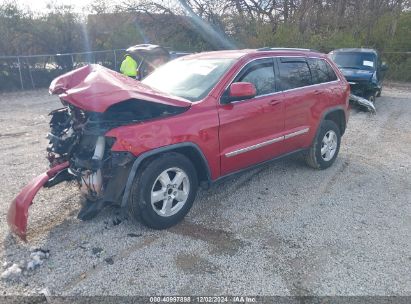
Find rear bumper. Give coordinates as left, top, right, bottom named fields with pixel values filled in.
left=7, top=162, right=69, bottom=241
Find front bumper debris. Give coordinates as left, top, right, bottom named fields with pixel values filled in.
left=349, top=94, right=376, bottom=114
left=7, top=162, right=69, bottom=241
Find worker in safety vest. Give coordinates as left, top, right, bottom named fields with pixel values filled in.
left=120, top=54, right=138, bottom=78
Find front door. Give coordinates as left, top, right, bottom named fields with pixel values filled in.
left=218, top=58, right=285, bottom=175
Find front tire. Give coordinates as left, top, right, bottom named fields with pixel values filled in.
left=366, top=92, right=377, bottom=103
left=376, top=89, right=382, bottom=97
left=129, top=152, right=198, bottom=229
left=305, top=120, right=341, bottom=170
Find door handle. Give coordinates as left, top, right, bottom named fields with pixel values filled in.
left=314, top=90, right=324, bottom=95
left=269, top=99, right=280, bottom=106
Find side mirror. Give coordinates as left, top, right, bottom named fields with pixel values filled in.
left=221, top=82, right=257, bottom=104
left=380, top=62, right=388, bottom=71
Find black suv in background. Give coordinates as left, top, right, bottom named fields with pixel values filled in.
left=329, top=48, right=388, bottom=102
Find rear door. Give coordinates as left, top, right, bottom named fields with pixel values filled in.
left=218, top=58, right=285, bottom=175
left=308, top=57, right=344, bottom=107
left=275, top=57, right=316, bottom=151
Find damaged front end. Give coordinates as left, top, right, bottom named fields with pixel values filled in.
left=45, top=105, right=138, bottom=220
left=8, top=105, right=135, bottom=241
left=8, top=64, right=190, bottom=241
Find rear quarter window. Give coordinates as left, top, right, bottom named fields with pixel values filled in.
left=308, top=58, right=338, bottom=84
left=324, top=60, right=338, bottom=81
left=278, top=59, right=311, bottom=90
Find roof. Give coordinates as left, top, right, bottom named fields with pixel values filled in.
left=330, top=48, right=378, bottom=54
left=257, top=47, right=318, bottom=52
left=179, top=48, right=326, bottom=61
left=182, top=50, right=252, bottom=60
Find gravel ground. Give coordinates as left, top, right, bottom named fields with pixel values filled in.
left=0, top=83, right=410, bottom=297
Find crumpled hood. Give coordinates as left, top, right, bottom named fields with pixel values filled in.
left=49, top=64, right=191, bottom=112
left=339, top=68, right=374, bottom=82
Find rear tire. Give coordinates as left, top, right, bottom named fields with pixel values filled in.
left=129, top=152, right=198, bottom=229
left=305, top=120, right=341, bottom=170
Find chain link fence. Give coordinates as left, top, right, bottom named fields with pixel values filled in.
left=0, top=49, right=127, bottom=92
left=382, top=51, right=411, bottom=82
left=1, top=49, right=410, bottom=92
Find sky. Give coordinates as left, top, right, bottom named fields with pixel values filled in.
left=7, top=0, right=123, bottom=13
left=15, top=0, right=92, bottom=11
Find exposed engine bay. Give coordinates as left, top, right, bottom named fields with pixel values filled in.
left=45, top=99, right=187, bottom=217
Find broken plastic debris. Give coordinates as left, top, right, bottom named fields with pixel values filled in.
left=92, top=247, right=103, bottom=256
left=31, top=248, right=50, bottom=258
left=1, top=263, right=22, bottom=280
left=27, top=249, right=49, bottom=271
left=27, top=258, right=43, bottom=271
left=30, top=251, right=45, bottom=260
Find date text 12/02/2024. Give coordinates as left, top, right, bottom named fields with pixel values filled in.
left=149, top=296, right=257, bottom=303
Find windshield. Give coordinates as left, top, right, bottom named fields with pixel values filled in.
left=330, top=52, right=376, bottom=71
left=142, top=58, right=235, bottom=102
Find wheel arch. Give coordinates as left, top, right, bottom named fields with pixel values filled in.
left=120, top=142, right=211, bottom=208
left=322, top=107, right=347, bottom=136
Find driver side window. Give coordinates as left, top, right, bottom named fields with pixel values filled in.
left=234, top=59, right=276, bottom=96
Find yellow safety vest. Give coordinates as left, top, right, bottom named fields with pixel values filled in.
left=120, top=55, right=138, bottom=77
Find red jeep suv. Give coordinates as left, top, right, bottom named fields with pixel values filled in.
left=8, top=48, right=350, bottom=240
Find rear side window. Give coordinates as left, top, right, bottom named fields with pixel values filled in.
left=308, top=58, right=338, bottom=84
left=278, top=59, right=311, bottom=90
left=325, top=61, right=338, bottom=81
left=308, top=58, right=329, bottom=84
left=235, top=59, right=275, bottom=96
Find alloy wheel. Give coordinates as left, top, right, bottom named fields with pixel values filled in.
left=321, top=130, right=338, bottom=161
left=150, top=167, right=190, bottom=217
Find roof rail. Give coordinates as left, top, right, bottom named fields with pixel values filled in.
left=257, top=47, right=319, bottom=52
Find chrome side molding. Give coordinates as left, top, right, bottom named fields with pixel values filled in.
left=225, top=128, right=310, bottom=158
left=284, top=128, right=310, bottom=139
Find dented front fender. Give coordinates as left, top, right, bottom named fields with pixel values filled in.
left=7, top=162, right=69, bottom=241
